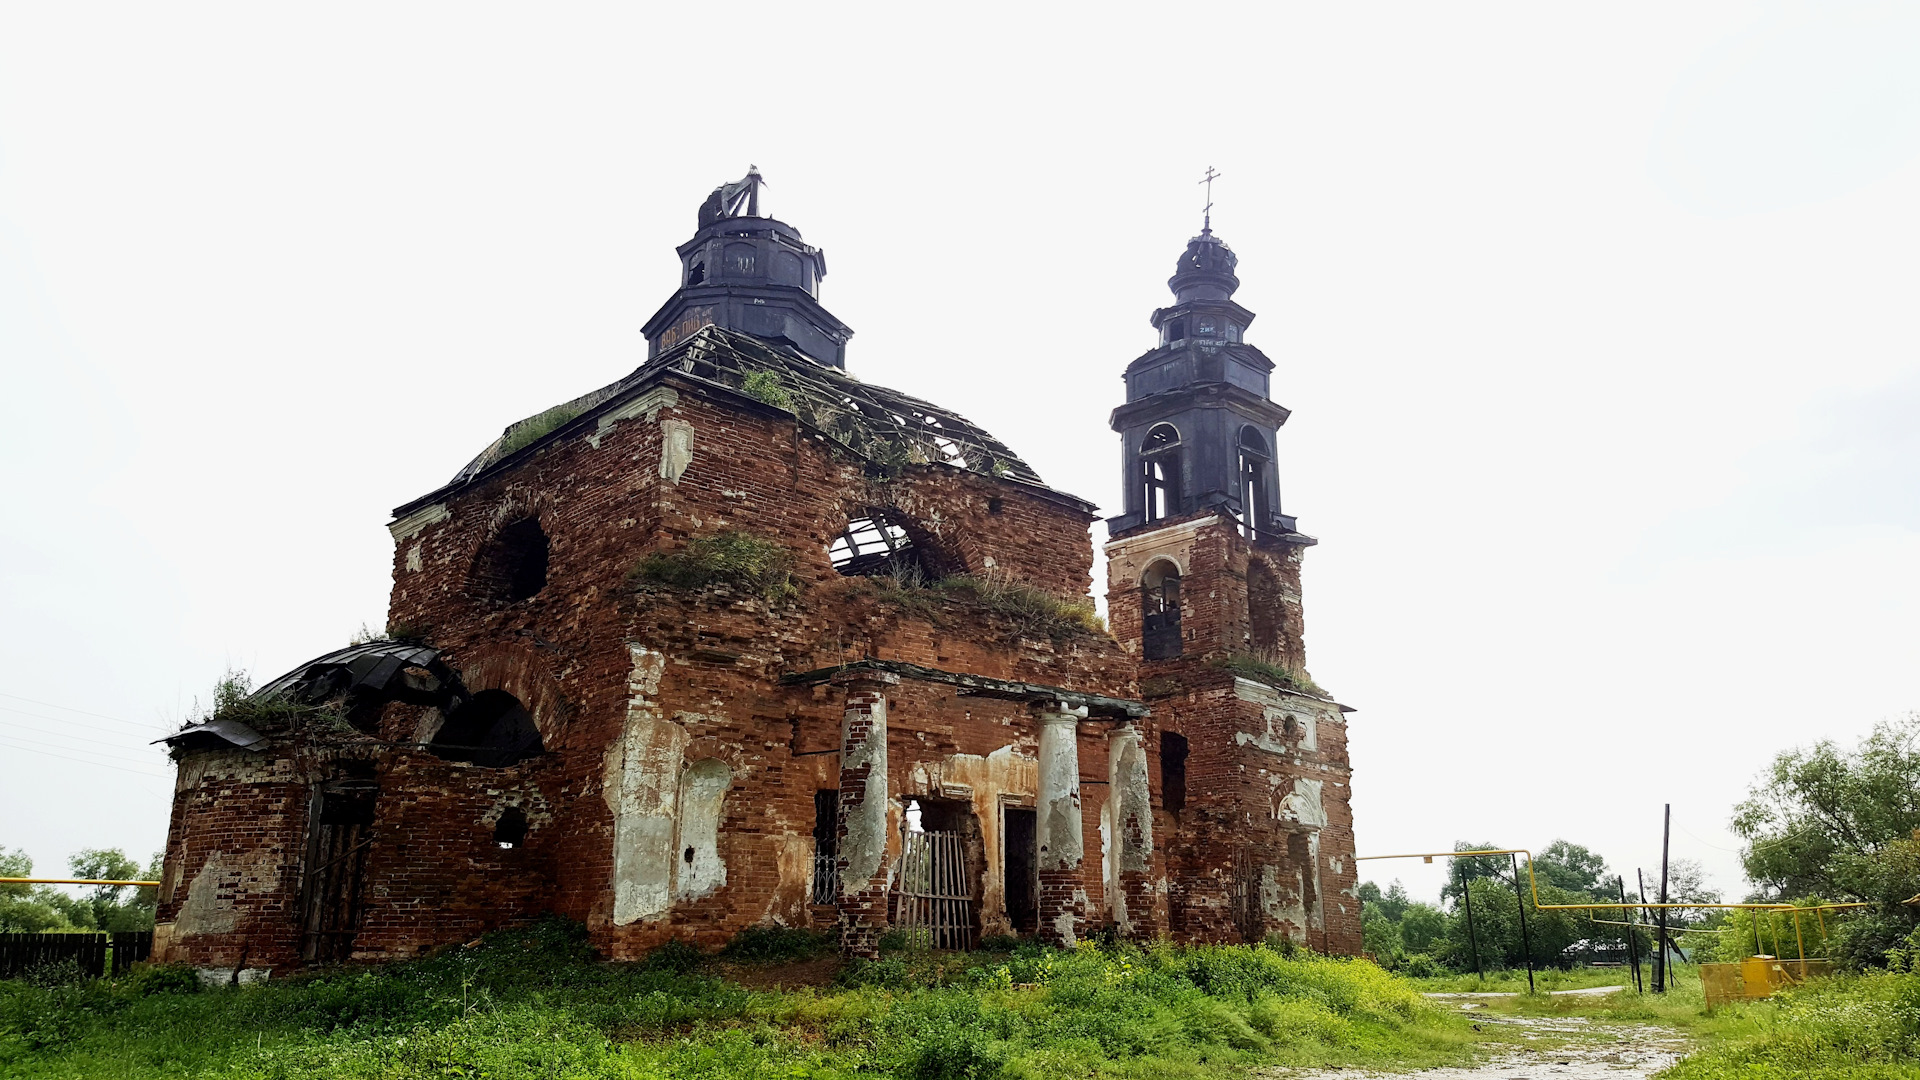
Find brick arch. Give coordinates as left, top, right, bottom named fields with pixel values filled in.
left=454, top=643, right=568, bottom=748
left=680, top=735, right=749, bottom=777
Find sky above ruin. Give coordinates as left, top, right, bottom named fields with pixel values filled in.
left=4, top=2, right=1919, bottom=905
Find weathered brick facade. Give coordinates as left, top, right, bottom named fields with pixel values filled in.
left=153, top=191, right=1361, bottom=974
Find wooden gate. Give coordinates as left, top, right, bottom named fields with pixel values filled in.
left=894, top=829, right=975, bottom=950
left=300, top=770, right=378, bottom=964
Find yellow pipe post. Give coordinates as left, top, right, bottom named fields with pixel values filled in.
left=1794, top=910, right=1805, bottom=961
left=0, top=877, right=160, bottom=887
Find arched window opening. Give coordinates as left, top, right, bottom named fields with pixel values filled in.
left=1248, top=560, right=1284, bottom=657
left=1140, top=424, right=1182, bottom=524
left=828, top=512, right=947, bottom=582
left=1237, top=427, right=1271, bottom=542
left=1141, top=560, right=1183, bottom=661
left=493, top=807, right=529, bottom=849
left=1165, top=319, right=1186, bottom=343
left=675, top=759, right=731, bottom=901
left=428, top=689, right=544, bottom=768
left=1161, top=732, right=1188, bottom=814
left=687, top=261, right=706, bottom=286
left=469, top=517, right=549, bottom=603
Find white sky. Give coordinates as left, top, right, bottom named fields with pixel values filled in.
left=4, top=2, right=1919, bottom=908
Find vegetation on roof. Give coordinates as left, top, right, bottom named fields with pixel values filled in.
left=740, top=369, right=793, bottom=410
left=859, top=566, right=1108, bottom=644
left=498, top=406, right=580, bottom=457
left=1212, top=652, right=1327, bottom=698
left=629, top=530, right=800, bottom=604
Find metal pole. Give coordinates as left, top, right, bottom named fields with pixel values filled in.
left=1655, top=805, right=1672, bottom=994
left=1752, top=906, right=1762, bottom=957
left=1619, top=876, right=1643, bottom=993
left=1638, top=869, right=1657, bottom=990
left=1794, top=909, right=1805, bottom=962
left=1511, top=853, right=1535, bottom=994
left=1459, top=857, right=1482, bottom=980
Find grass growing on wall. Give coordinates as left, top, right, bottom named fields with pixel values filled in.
left=0, top=920, right=1478, bottom=1080
left=630, top=530, right=800, bottom=604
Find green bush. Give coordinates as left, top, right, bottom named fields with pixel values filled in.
left=1665, top=971, right=1920, bottom=1079
left=640, top=939, right=703, bottom=975
left=124, top=964, right=200, bottom=997
left=630, top=530, right=799, bottom=603
left=718, top=925, right=833, bottom=963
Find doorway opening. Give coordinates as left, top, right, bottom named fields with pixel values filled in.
left=1002, top=805, right=1038, bottom=933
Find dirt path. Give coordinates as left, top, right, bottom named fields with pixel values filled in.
left=1269, top=1015, right=1689, bottom=1079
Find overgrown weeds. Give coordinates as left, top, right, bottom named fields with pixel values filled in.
left=0, top=919, right=1477, bottom=1079
left=629, top=530, right=800, bottom=604
left=741, top=369, right=793, bottom=410
left=1212, top=652, right=1325, bottom=697
left=497, top=406, right=580, bottom=457
left=860, top=568, right=1107, bottom=643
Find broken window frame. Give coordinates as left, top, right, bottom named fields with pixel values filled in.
left=1141, top=559, right=1183, bottom=661
left=1140, top=424, right=1182, bottom=523
left=1236, top=426, right=1271, bottom=543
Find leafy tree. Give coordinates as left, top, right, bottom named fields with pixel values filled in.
left=1533, top=840, right=1611, bottom=898
left=1399, top=902, right=1447, bottom=954
left=1439, top=841, right=1511, bottom=903
left=0, top=846, right=76, bottom=932
left=1732, top=714, right=1920, bottom=965
left=68, top=848, right=161, bottom=931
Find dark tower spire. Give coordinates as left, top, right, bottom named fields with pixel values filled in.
left=641, top=167, right=854, bottom=368
left=1107, top=195, right=1308, bottom=545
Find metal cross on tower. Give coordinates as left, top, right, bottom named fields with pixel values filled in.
left=1199, top=166, right=1222, bottom=232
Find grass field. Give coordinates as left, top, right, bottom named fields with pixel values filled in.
left=5, top=924, right=1916, bottom=1078
left=0, top=921, right=1479, bottom=1080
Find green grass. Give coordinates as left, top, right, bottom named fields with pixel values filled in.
left=630, top=530, right=800, bottom=604
left=860, top=570, right=1108, bottom=644
left=1210, top=653, right=1324, bottom=698
left=497, top=406, right=580, bottom=456
left=1457, top=965, right=1920, bottom=1079
left=0, top=920, right=1480, bottom=1079
left=1403, top=964, right=1642, bottom=994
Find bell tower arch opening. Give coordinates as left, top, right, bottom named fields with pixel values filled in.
left=1141, top=559, right=1183, bottom=661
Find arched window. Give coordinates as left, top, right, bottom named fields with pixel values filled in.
left=1237, top=427, right=1271, bottom=542
left=828, top=511, right=950, bottom=583
left=1141, top=559, right=1183, bottom=661
left=1140, top=424, right=1182, bottom=524
left=493, top=807, right=529, bottom=849
left=686, top=261, right=706, bottom=286
left=469, top=517, right=549, bottom=603
left=428, top=689, right=544, bottom=768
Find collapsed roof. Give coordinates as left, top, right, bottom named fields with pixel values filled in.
left=398, top=326, right=1086, bottom=517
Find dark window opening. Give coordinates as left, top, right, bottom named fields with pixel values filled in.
left=493, top=807, right=528, bottom=849
left=828, top=512, right=947, bottom=582
left=1002, top=805, right=1037, bottom=932
left=469, top=517, right=550, bottom=603
left=428, top=689, right=544, bottom=768
left=987, top=497, right=1003, bottom=515
left=1141, top=424, right=1181, bottom=523
left=1162, top=732, right=1188, bottom=814
left=1237, top=427, right=1271, bottom=543
left=687, top=261, right=706, bottom=286
left=1289, top=831, right=1317, bottom=913
left=1142, top=560, right=1183, bottom=661
left=812, top=789, right=839, bottom=905
left=1165, top=319, right=1186, bottom=343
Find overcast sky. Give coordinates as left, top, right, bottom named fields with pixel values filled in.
left=4, top=2, right=1918, bottom=907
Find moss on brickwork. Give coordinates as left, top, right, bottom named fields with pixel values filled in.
left=1212, top=653, right=1326, bottom=698
left=629, top=530, right=799, bottom=603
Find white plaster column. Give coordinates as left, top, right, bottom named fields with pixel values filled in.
left=1035, top=702, right=1088, bottom=945
left=1107, top=721, right=1156, bottom=936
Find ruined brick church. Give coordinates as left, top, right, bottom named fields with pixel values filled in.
left=152, top=169, right=1360, bottom=971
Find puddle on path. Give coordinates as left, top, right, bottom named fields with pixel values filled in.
left=1267, top=1015, right=1688, bottom=1080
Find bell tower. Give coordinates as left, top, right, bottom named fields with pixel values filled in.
left=641, top=166, right=854, bottom=368
left=1103, top=177, right=1356, bottom=951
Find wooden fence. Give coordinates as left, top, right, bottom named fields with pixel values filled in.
left=0, top=932, right=153, bottom=978
left=894, top=829, right=975, bottom=950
